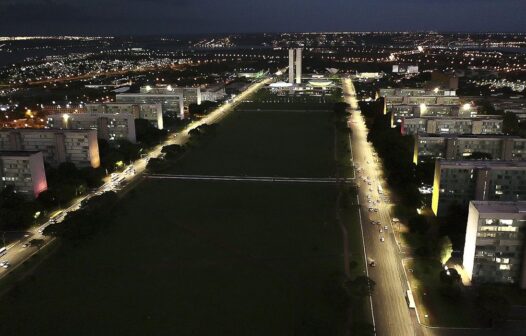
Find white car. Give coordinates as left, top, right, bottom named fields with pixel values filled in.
left=384, top=226, right=388, bottom=230
left=380, top=237, right=385, bottom=242
left=0, top=261, right=9, bottom=268
left=379, top=229, right=383, bottom=233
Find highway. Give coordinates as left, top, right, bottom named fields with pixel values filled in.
left=0, top=75, right=273, bottom=281
left=343, top=78, right=418, bottom=336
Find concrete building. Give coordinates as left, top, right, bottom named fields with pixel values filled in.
left=295, top=48, right=302, bottom=84
left=414, top=135, right=526, bottom=164
left=389, top=104, right=475, bottom=127
left=201, top=84, right=227, bottom=102
left=288, top=48, right=303, bottom=84
left=401, top=116, right=503, bottom=136
left=47, top=112, right=136, bottom=143
left=288, top=49, right=295, bottom=84
left=116, top=92, right=185, bottom=119
left=0, top=151, right=47, bottom=199
left=85, top=103, right=163, bottom=129
left=0, top=129, right=100, bottom=168
left=463, top=201, right=526, bottom=288
left=431, top=160, right=526, bottom=216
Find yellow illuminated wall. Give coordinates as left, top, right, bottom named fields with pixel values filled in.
left=431, top=161, right=441, bottom=216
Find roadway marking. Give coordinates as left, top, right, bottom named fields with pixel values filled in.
left=147, top=174, right=355, bottom=184
left=358, top=207, right=377, bottom=334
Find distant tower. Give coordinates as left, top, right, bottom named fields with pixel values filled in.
left=295, top=48, right=302, bottom=84
left=288, top=49, right=295, bottom=84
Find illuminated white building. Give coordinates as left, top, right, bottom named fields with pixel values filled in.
left=463, top=201, right=526, bottom=288
left=288, top=48, right=303, bottom=84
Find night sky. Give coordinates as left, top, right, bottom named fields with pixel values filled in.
left=1, top=0, right=525, bottom=35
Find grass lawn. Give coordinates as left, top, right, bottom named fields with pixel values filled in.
left=173, top=108, right=336, bottom=178
left=0, top=97, right=362, bottom=335
left=405, top=258, right=483, bottom=328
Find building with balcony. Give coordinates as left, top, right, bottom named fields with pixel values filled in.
left=0, top=151, right=47, bottom=199
left=401, top=116, right=502, bottom=136
left=414, top=135, right=526, bottom=164
left=431, top=160, right=526, bottom=216
left=0, top=129, right=100, bottom=168
left=85, top=103, right=163, bottom=129
left=463, top=201, right=526, bottom=288
left=47, top=113, right=136, bottom=143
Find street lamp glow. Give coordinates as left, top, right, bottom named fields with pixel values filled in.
left=462, top=103, right=471, bottom=111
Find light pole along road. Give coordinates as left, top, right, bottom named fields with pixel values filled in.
left=0, top=75, right=274, bottom=282
left=343, top=77, right=419, bottom=336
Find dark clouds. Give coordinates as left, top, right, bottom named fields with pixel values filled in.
left=0, top=0, right=525, bottom=35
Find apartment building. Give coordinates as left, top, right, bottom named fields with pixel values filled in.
left=85, top=103, right=163, bottom=129
left=116, top=92, right=184, bottom=119
left=0, top=129, right=100, bottom=168
left=389, top=104, right=474, bottom=127
left=0, top=151, right=47, bottom=199
left=401, top=116, right=502, bottom=136
left=431, top=160, right=526, bottom=216
left=463, top=201, right=526, bottom=288
left=47, top=113, right=136, bottom=143
left=414, top=135, right=526, bottom=164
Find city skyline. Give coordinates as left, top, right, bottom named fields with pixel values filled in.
left=1, top=0, right=526, bottom=35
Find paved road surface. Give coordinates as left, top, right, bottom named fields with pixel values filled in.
left=343, top=78, right=417, bottom=336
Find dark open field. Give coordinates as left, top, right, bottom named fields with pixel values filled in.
left=173, top=108, right=337, bottom=177
left=0, top=99, right=361, bottom=335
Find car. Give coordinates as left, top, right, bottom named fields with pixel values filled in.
left=392, top=218, right=400, bottom=222
left=373, top=208, right=379, bottom=212
left=380, top=237, right=385, bottom=242
left=368, top=208, right=374, bottom=212
left=384, top=226, right=388, bottom=230
left=379, top=229, right=383, bottom=233
left=0, top=261, right=9, bottom=268
left=369, top=188, right=373, bottom=192
left=370, top=220, right=376, bottom=225
left=367, top=181, right=372, bottom=185
left=22, top=243, right=30, bottom=248
left=367, top=200, right=372, bottom=204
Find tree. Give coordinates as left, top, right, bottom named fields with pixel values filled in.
left=476, top=287, right=511, bottom=326
left=438, top=236, right=453, bottom=265
left=346, top=276, right=376, bottom=299
left=503, top=112, right=519, bottom=135
left=408, top=215, right=429, bottom=234
left=439, top=268, right=462, bottom=300
left=29, top=238, right=45, bottom=249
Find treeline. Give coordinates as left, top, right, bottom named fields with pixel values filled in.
left=147, top=123, right=218, bottom=173
left=43, top=191, right=118, bottom=241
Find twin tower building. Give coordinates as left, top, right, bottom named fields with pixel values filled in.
left=288, top=48, right=302, bottom=85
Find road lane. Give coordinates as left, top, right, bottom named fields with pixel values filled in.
left=343, top=78, right=416, bottom=336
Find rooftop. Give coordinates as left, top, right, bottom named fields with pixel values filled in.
left=439, top=160, right=526, bottom=169
left=471, top=201, right=526, bottom=214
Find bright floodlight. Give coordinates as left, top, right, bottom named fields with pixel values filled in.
left=167, top=85, right=173, bottom=91
left=463, top=103, right=471, bottom=111
left=417, top=46, right=424, bottom=52
left=145, top=85, right=152, bottom=92
left=433, top=87, right=439, bottom=93
left=419, top=103, right=427, bottom=113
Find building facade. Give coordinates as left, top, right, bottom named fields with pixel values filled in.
left=85, top=103, right=163, bottom=129
left=431, top=160, right=526, bottom=216
left=47, top=113, right=137, bottom=143
left=414, top=135, right=526, bottom=164
left=389, top=104, right=474, bottom=127
left=463, top=201, right=526, bottom=288
left=0, top=151, right=47, bottom=199
left=0, top=129, right=100, bottom=168
left=116, top=92, right=185, bottom=119
left=401, top=116, right=502, bottom=136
